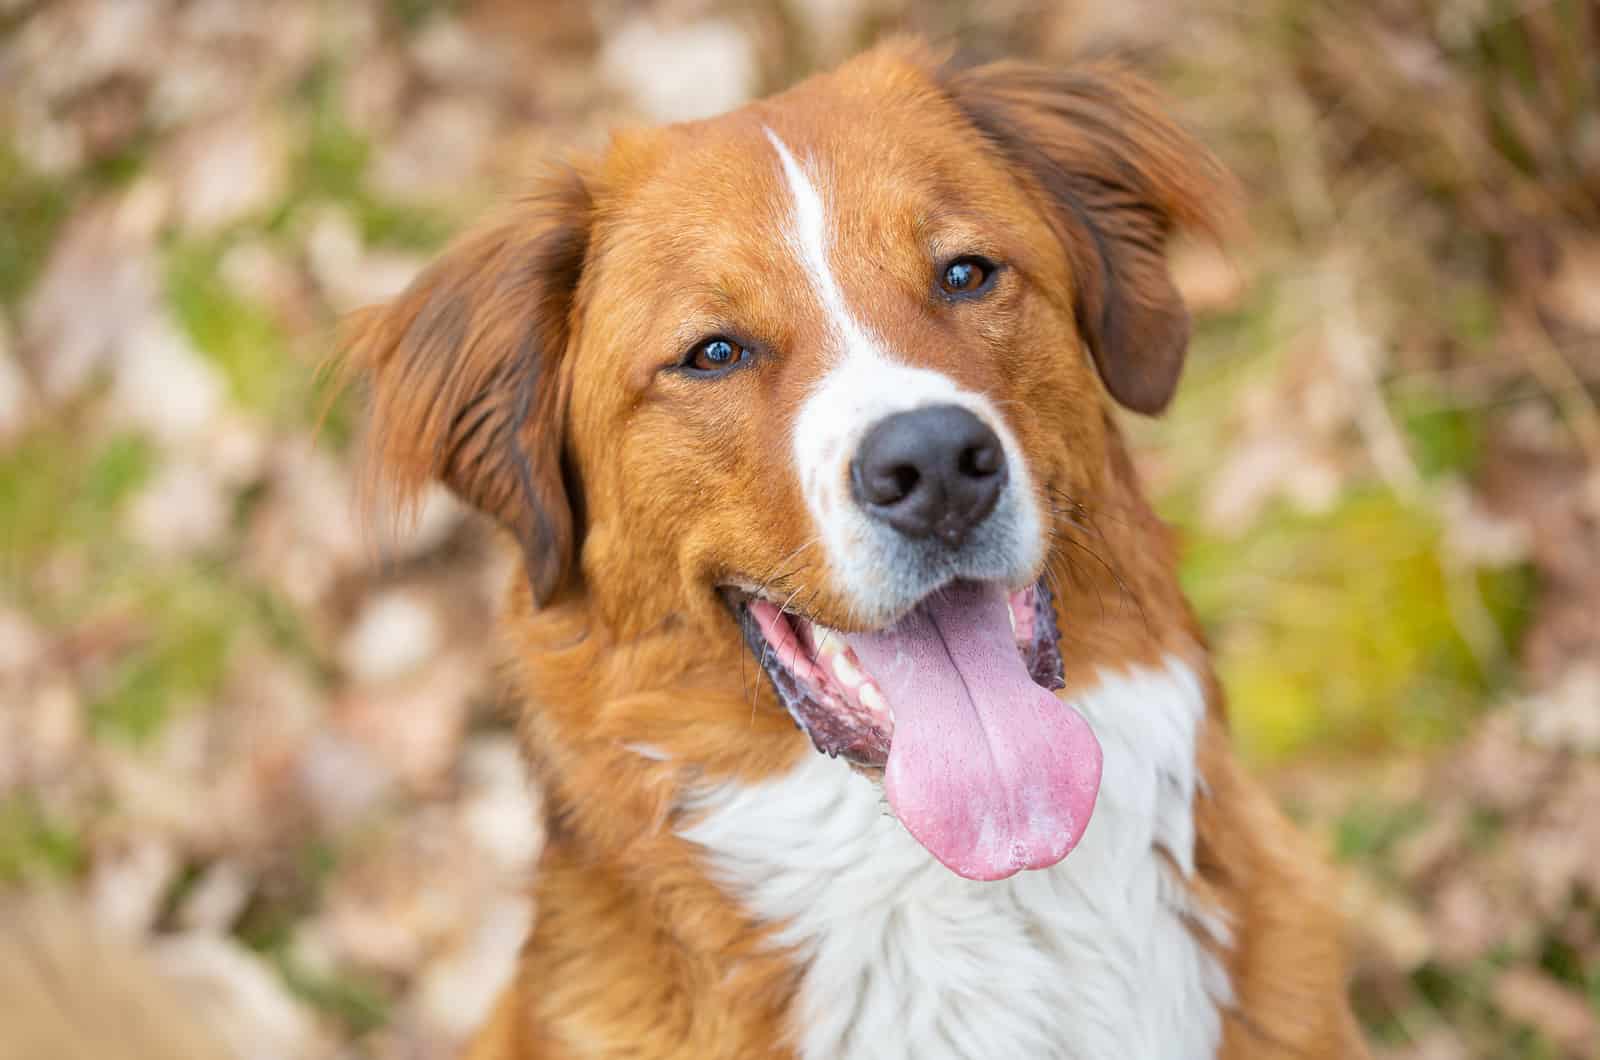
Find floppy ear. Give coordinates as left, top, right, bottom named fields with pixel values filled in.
left=340, top=171, right=591, bottom=604
left=941, top=59, right=1233, bottom=415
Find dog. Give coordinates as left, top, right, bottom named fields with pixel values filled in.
left=344, top=37, right=1369, bottom=1060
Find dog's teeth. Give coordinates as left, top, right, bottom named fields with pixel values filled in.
left=859, top=681, right=888, bottom=718
left=832, top=652, right=864, bottom=689
left=1008, top=604, right=1017, bottom=635
left=815, top=632, right=842, bottom=659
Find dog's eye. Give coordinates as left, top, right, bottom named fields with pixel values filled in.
left=684, top=336, right=747, bottom=374
left=939, top=256, right=996, bottom=297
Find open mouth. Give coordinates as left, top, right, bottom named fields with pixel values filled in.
left=730, top=578, right=1102, bottom=881
left=734, top=581, right=1065, bottom=767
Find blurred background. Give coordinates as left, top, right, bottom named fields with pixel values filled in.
left=0, top=1, right=1596, bottom=1057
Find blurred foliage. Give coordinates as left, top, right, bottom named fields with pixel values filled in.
left=87, top=573, right=238, bottom=743
left=166, top=240, right=298, bottom=418
left=1331, top=796, right=1431, bottom=869
left=0, top=422, right=153, bottom=579
left=0, top=797, right=85, bottom=885
left=1182, top=490, right=1532, bottom=760
left=235, top=839, right=397, bottom=1038
left=291, top=59, right=459, bottom=250
left=386, top=0, right=459, bottom=31
left=1291, top=0, right=1600, bottom=240
left=277, top=953, right=395, bottom=1039
left=0, top=146, right=69, bottom=309
left=2, top=1, right=1597, bottom=1056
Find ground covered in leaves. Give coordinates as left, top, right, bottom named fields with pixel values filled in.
left=1, top=2, right=1597, bottom=1058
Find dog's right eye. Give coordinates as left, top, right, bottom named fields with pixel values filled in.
left=684, top=336, right=748, bottom=375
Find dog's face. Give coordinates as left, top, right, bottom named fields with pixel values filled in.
left=348, top=42, right=1226, bottom=880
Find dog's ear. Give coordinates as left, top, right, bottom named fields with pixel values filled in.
left=340, top=171, right=591, bottom=605
left=941, top=59, right=1233, bottom=415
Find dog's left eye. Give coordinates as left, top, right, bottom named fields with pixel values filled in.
left=939, top=256, right=997, bottom=297
left=684, top=336, right=748, bottom=375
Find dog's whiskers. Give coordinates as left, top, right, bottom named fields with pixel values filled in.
left=743, top=538, right=820, bottom=720
left=777, top=583, right=811, bottom=676
left=754, top=637, right=773, bottom=727
left=752, top=538, right=819, bottom=602
left=1044, top=487, right=1149, bottom=634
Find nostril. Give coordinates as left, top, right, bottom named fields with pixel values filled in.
left=854, top=458, right=921, bottom=506
left=889, top=464, right=920, bottom=499
left=959, top=443, right=1002, bottom=479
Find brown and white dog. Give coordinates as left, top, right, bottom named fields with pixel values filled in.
left=345, top=38, right=1368, bottom=1060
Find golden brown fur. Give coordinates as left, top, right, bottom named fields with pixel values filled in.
left=344, top=38, right=1369, bottom=1060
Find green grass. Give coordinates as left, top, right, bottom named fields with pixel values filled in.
left=1397, top=397, right=1484, bottom=481
left=86, top=433, right=159, bottom=512
left=1332, top=797, right=1429, bottom=865
left=165, top=239, right=298, bottom=418
left=386, top=0, right=459, bottom=29
left=354, top=197, right=458, bottom=252
left=0, top=797, right=86, bottom=884
left=87, top=573, right=237, bottom=742
left=0, top=146, right=71, bottom=308
left=0, top=424, right=155, bottom=575
left=82, top=127, right=156, bottom=190
left=296, top=60, right=371, bottom=207
left=276, top=954, right=393, bottom=1038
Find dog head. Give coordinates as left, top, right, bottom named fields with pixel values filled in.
left=345, top=40, right=1229, bottom=879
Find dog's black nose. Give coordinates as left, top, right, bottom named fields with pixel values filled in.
left=850, top=404, right=1007, bottom=547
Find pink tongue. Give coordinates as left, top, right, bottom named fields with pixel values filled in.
left=845, top=582, right=1102, bottom=881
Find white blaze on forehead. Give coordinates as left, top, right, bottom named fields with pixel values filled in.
left=763, top=129, right=879, bottom=358
left=763, top=128, right=1043, bottom=621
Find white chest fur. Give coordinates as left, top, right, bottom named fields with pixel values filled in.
left=680, top=657, right=1232, bottom=1060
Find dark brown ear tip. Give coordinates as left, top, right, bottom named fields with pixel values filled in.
left=1097, top=299, right=1190, bottom=417
left=1109, top=379, right=1178, bottom=417
left=515, top=489, right=578, bottom=608
left=1102, top=366, right=1181, bottom=416
left=526, top=552, right=562, bottom=609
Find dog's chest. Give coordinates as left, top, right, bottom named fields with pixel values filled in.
left=681, top=658, right=1232, bottom=1060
